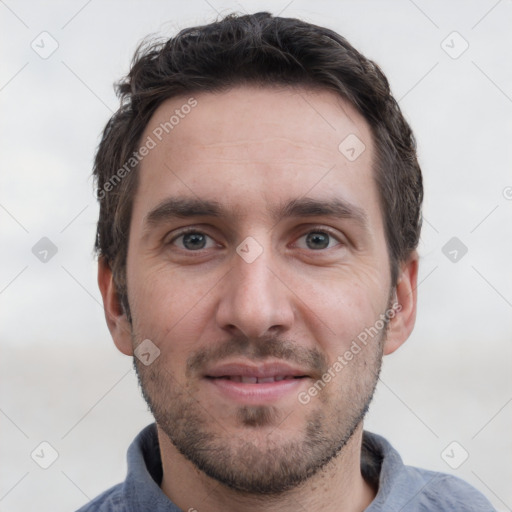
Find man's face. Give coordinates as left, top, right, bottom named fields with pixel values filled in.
left=116, top=86, right=405, bottom=493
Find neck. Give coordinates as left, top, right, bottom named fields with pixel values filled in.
left=158, top=424, right=376, bottom=512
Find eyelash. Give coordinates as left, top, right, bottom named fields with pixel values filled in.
left=167, top=228, right=218, bottom=251
left=167, top=226, right=344, bottom=252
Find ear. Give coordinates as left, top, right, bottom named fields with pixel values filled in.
left=383, top=252, right=419, bottom=356
left=97, top=256, right=133, bottom=356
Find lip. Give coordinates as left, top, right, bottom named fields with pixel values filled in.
left=204, top=361, right=309, bottom=380
left=203, top=360, right=310, bottom=404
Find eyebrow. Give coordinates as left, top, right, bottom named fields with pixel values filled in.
left=272, top=197, right=368, bottom=228
left=145, top=197, right=223, bottom=226
left=144, top=195, right=368, bottom=231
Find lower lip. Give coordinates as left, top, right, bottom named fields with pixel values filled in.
left=205, top=377, right=307, bottom=404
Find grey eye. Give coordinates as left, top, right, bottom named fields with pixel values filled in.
left=181, top=232, right=208, bottom=250
left=305, top=232, right=331, bottom=250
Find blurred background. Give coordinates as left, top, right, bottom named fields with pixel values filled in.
left=1, top=0, right=511, bottom=510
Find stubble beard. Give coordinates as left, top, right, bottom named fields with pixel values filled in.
left=132, top=323, right=386, bottom=495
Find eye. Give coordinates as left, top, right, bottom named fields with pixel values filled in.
left=169, top=229, right=217, bottom=251
left=295, top=229, right=342, bottom=251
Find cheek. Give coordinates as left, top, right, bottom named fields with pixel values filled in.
left=300, top=268, right=388, bottom=343
left=128, top=261, right=216, bottom=356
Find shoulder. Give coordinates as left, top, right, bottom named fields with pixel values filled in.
left=363, top=431, right=496, bottom=511
left=74, top=483, right=124, bottom=512
left=405, top=466, right=496, bottom=511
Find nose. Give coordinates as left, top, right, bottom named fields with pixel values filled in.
left=215, top=243, right=295, bottom=339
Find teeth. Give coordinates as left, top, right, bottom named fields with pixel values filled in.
left=223, top=376, right=294, bottom=383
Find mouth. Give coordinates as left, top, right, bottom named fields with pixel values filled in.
left=204, top=360, right=309, bottom=380
left=206, top=375, right=305, bottom=383
left=203, top=361, right=310, bottom=403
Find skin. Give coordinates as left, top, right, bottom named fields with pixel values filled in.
left=98, top=85, right=418, bottom=512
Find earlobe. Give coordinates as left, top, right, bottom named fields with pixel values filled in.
left=383, top=252, right=419, bottom=356
left=97, top=257, right=134, bottom=356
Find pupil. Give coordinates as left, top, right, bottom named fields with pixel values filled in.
left=183, top=232, right=206, bottom=250
left=306, top=232, right=329, bottom=250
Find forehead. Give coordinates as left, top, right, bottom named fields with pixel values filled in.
left=134, top=85, right=380, bottom=229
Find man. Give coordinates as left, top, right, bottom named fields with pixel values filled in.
left=81, top=11, right=495, bottom=511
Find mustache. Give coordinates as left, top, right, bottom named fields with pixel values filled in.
left=186, top=335, right=328, bottom=378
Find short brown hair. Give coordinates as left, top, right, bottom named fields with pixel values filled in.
left=94, top=11, right=423, bottom=314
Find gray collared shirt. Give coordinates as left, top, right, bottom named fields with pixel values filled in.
left=76, top=423, right=495, bottom=511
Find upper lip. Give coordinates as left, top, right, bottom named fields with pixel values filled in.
left=204, top=361, right=309, bottom=379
